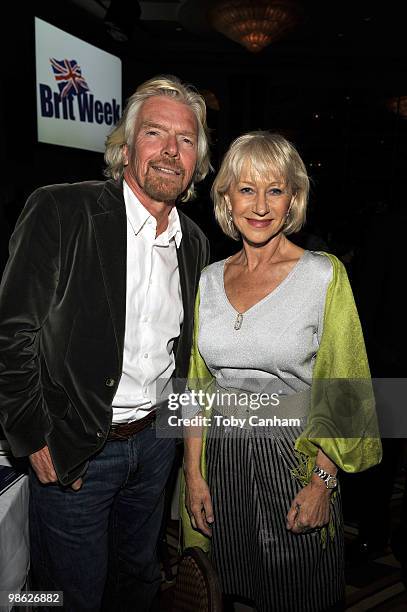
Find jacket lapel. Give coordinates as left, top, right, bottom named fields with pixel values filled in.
left=91, top=180, right=127, bottom=367
left=91, top=186, right=200, bottom=376
left=178, top=220, right=199, bottom=325
left=176, top=214, right=200, bottom=372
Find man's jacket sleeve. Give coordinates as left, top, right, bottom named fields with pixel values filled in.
left=0, top=188, right=60, bottom=457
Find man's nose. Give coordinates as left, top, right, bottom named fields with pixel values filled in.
left=162, top=133, right=179, bottom=157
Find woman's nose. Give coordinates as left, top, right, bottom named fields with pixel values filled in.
left=252, top=192, right=269, bottom=216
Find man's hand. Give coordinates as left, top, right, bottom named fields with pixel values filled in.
left=185, top=472, right=214, bottom=537
left=29, top=445, right=82, bottom=490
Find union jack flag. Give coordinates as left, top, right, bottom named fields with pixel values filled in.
left=50, top=58, right=90, bottom=98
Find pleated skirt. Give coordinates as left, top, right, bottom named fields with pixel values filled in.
left=206, top=422, right=345, bottom=612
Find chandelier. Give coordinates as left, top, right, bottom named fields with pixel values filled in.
left=387, top=96, right=407, bottom=118
left=208, top=0, right=301, bottom=53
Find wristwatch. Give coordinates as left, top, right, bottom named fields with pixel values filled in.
left=313, top=465, right=338, bottom=490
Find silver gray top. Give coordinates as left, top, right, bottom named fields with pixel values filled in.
left=197, top=250, right=333, bottom=397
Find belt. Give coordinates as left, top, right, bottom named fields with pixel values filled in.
left=107, top=411, right=156, bottom=441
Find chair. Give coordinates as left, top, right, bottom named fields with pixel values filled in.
left=172, top=547, right=223, bottom=612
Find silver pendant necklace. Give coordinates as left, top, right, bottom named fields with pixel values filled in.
left=234, top=312, right=243, bottom=330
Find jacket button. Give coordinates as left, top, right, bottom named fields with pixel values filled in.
left=105, top=377, right=116, bottom=387
left=96, top=431, right=104, bottom=438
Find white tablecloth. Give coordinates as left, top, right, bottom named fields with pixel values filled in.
left=0, top=453, right=30, bottom=612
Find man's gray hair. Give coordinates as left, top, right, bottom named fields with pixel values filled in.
left=104, top=75, right=211, bottom=202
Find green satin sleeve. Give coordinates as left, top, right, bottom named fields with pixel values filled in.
left=293, top=253, right=382, bottom=481
left=180, top=287, right=213, bottom=552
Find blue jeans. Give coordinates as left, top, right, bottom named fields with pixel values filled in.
left=29, top=425, right=175, bottom=612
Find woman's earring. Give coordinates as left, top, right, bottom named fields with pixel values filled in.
left=227, top=208, right=235, bottom=231
left=286, top=194, right=296, bottom=218
left=284, top=206, right=291, bottom=227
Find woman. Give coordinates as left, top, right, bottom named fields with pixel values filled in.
left=181, top=132, right=382, bottom=612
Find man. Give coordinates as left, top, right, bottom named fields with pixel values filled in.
left=0, top=75, right=210, bottom=611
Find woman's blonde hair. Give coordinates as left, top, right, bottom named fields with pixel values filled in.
left=104, top=75, right=211, bottom=202
left=212, top=131, right=309, bottom=240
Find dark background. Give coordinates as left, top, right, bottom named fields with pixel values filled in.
left=0, top=0, right=406, bottom=557
left=1, top=0, right=406, bottom=264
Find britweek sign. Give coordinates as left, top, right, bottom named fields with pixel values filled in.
left=35, top=17, right=122, bottom=153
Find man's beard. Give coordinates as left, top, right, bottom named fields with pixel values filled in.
left=143, top=161, right=187, bottom=203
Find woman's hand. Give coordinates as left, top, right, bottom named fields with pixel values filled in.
left=286, top=479, right=332, bottom=534
left=185, top=472, right=214, bottom=537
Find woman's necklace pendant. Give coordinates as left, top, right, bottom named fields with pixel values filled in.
left=234, top=313, right=243, bottom=330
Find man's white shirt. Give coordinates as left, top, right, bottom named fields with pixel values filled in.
left=111, top=180, right=183, bottom=423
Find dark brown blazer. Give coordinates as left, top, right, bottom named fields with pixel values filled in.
left=0, top=179, right=209, bottom=485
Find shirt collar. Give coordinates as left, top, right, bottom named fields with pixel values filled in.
left=166, top=204, right=183, bottom=248
left=123, top=180, right=182, bottom=248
